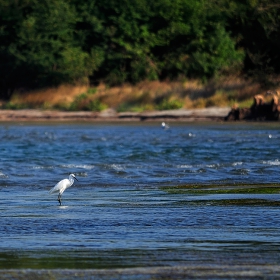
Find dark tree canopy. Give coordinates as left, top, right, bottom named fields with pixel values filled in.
left=0, top=0, right=279, bottom=98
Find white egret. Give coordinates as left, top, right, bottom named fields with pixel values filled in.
left=49, top=174, right=78, bottom=206
left=161, top=122, right=170, bottom=129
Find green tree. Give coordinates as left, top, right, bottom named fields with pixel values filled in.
left=150, top=0, right=244, bottom=79
left=73, top=0, right=184, bottom=84
left=0, top=0, right=32, bottom=97
left=71, top=0, right=245, bottom=84
left=216, top=0, right=280, bottom=82
left=16, top=0, right=100, bottom=85
left=0, top=0, right=101, bottom=97
left=3, top=0, right=278, bottom=99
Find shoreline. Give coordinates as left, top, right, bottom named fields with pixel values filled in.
left=0, top=107, right=230, bottom=122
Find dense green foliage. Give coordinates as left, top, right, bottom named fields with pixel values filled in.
left=0, top=0, right=279, bottom=98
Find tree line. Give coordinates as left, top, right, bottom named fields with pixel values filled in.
left=0, top=0, right=279, bottom=99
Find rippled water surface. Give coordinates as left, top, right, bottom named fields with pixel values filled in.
left=1, top=122, right=280, bottom=270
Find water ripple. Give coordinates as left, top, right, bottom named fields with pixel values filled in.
left=1, top=122, right=280, bottom=268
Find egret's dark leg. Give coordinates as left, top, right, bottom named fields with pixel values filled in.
left=58, top=194, right=62, bottom=206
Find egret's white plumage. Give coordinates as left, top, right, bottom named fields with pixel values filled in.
left=162, top=122, right=170, bottom=129
left=49, top=173, right=78, bottom=205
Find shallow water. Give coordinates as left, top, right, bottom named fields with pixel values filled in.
left=1, top=122, right=280, bottom=270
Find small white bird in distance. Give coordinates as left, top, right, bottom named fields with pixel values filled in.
left=49, top=173, right=78, bottom=206
left=161, top=122, right=170, bottom=129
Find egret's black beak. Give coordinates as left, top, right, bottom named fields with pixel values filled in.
left=74, top=177, right=79, bottom=182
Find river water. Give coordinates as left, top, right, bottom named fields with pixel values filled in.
left=0, top=122, right=280, bottom=274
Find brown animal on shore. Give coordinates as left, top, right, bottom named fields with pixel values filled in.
left=224, top=106, right=252, bottom=121
left=248, top=91, right=280, bottom=120
left=225, top=90, right=280, bottom=121
left=253, top=94, right=264, bottom=106
left=250, top=94, right=265, bottom=120
left=266, top=90, right=280, bottom=120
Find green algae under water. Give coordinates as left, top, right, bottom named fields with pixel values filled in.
left=162, top=182, right=280, bottom=195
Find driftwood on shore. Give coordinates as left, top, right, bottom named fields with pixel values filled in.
left=225, top=91, right=280, bottom=121
left=0, top=108, right=230, bottom=122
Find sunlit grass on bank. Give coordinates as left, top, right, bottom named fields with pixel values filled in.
left=2, top=75, right=276, bottom=112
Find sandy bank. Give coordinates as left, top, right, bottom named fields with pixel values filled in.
left=0, top=107, right=230, bottom=122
